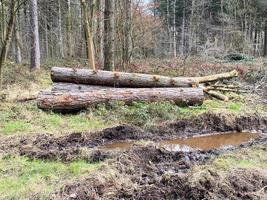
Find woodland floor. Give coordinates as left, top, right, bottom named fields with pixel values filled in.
left=0, top=57, right=266, bottom=199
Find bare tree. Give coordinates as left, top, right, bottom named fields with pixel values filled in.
left=58, top=0, right=64, bottom=58
left=81, top=0, right=96, bottom=70
left=104, top=0, right=115, bottom=71
left=0, top=0, right=18, bottom=87
left=29, top=0, right=41, bottom=70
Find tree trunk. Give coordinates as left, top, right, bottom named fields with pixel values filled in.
left=104, top=0, right=115, bottom=71
left=98, top=0, right=105, bottom=68
left=0, top=0, right=6, bottom=45
left=81, top=0, right=96, bottom=70
left=122, top=0, right=132, bottom=67
left=58, top=0, right=64, bottom=58
left=172, top=0, right=177, bottom=58
left=66, top=0, right=73, bottom=58
left=264, top=20, right=267, bottom=57
left=29, top=0, right=41, bottom=70
left=195, top=70, right=239, bottom=83
left=179, top=0, right=186, bottom=56
left=221, top=0, right=225, bottom=49
left=15, top=22, right=22, bottom=64
left=37, top=86, right=204, bottom=112
left=44, top=4, right=49, bottom=58
left=0, top=0, right=17, bottom=88
left=51, top=67, right=198, bottom=87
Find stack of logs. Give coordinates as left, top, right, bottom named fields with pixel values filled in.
left=37, top=67, right=239, bottom=112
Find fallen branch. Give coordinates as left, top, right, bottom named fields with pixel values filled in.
left=205, top=86, right=248, bottom=93
left=196, top=70, right=239, bottom=83
left=204, top=90, right=229, bottom=101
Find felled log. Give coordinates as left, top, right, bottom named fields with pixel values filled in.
left=205, top=86, right=248, bottom=93
left=195, top=70, right=239, bottom=83
left=52, top=83, right=109, bottom=92
left=204, top=90, right=229, bottom=101
left=51, top=67, right=198, bottom=88
left=37, top=86, right=204, bottom=112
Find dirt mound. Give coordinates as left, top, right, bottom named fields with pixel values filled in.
left=59, top=145, right=267, bottom=200
left=131, top=168, right=267, bottom=200
left=154, top=112, right=267, bottom=138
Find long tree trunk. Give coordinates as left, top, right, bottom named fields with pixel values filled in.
left=179, top=0, right=185, bottom=56
left=173, top=0, right=177, bottom=58
left=221, top=0, right=225, bottom=49
left=81, top=0, right=96, bottom=70
left=0, top=0, right=6, bottom=45
left=51, top=67, right=198, bottom=87
left=37, top=86, right=204, bottom=112
left=104, top=0, right=115, bottom=71
left=98, top=0, right=105, bottom=68
left=58, top=0, right=64, bottom=58
left=0, top=0, right=17, bottom=88
left=15, top=22, right=22, bottom=64
left=264, top=20, right=267, bottom=57
left=29, top=0, right=41, bottom=70
left=122, top=0, right=132, bottom=67
left=44, top=4, right=49, bottom=58
left=66, top=0, right=73, bottom=58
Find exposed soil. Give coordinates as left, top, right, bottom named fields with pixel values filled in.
left=153, top=112, right=267, bottom=138
left=59, top=144, right=267, bottom=200
left=0, top=112, right=265, bottom=162
left=0, top=112, right=266, bottom=199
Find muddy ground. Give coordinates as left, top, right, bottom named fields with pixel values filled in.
left=0, top=112, right=267, bottom=199
left=59, top=146, right=267, bottom=200
left=0, top=112, right=266, bottom=161
left=15, top=112, right=267, bottom=161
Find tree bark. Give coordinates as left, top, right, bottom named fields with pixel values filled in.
left=29, top=0, right=41, bottom=70
left=51, top=67, right=198, bottom=87
left=195, top=70, right=239, bottom=83
left=14, top=23, right=22, bottom=64
left=58, top=0, right=64, bottom=58
left=104, top=0, right=115, bottom=71
left=122, top=0, right=132, bottom=67
left=66, top=0, right=73, bottom=58
left=98, top=0, right=105, bottom=68
left=81, top=0, right=96, bottom=70
left=172, top=0, right=177, bottom=58
left=0, top=0, right=17, bottom=88
left=37, top=86, right=204, bottom=112
left=264, top=20, right=267, bottom=57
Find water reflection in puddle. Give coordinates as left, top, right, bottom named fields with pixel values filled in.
left=100, top=132, right=261, bottom=151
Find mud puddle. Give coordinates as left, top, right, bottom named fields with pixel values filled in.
left=100, top=132, right=261, bottom=151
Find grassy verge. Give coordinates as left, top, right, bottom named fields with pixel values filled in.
left=1, top=95, right=266, bottom=136
left=0, top=156, right=101, bottom=199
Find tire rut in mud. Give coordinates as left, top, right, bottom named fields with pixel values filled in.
left=13, top=112, right=267, bottom=162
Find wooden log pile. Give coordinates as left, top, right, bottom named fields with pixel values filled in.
left=37, top=67, right=240, bottom=112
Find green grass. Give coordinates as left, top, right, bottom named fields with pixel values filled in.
left=0, top=96, right=265, bottom=136
left=202, top=144, right=267, bottom=172
left=0, top=101, right=109, bottom=136
left=0, top=156, right=102, bottom=200
left=1, top=121, right=30, bottom=135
